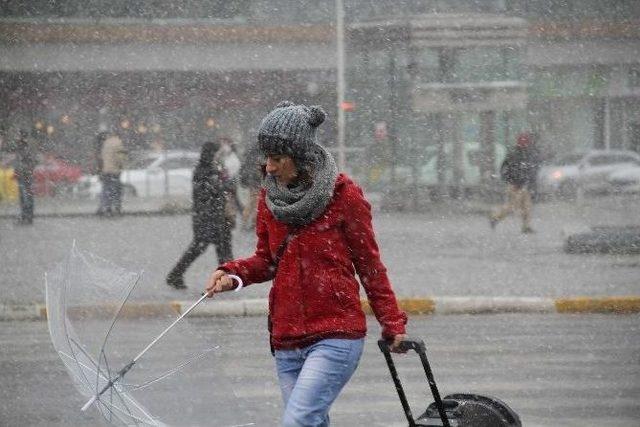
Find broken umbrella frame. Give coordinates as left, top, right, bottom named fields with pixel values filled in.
left=46, top=243, right=243, bottom=426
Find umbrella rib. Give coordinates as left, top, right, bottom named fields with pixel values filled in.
left=59, top=257, right=141, bottom=420
left=59, top=349, right=154, bottom=425
left=68, top=246, right=124, bottom=396
left=98, top=392, right=140, bottom=426
left=56, top=252, right=101, bottom=398
left=103, top=382, right=140, bottom=426
left=59, top=347, right=106, bottom=386
left=100, top=270, right=143, bottom=361
left=58, top=346, right=134, bottom=425
left=91, top=270, right=143, bottom=401
left=50, top=245, right=167, bottom=425
left=81, top=272, right=144, bottom=411
left=82, top=293, right=210, bottom=411
left=130, top=346, right=218, bottom=390
left=99, top=376, right=160, bottom=426
left=99, top=396, right=160, bottom=426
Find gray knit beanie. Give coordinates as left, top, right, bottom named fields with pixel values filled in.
left=257, top=101, right=326, bottom=167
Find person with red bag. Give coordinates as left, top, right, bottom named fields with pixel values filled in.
left=205, top=101, right=407, bottom=427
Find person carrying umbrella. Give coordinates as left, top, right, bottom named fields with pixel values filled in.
left=205, top=101, right=408, bottom=427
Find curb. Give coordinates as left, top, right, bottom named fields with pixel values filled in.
left=0, top=208, right=190, bottom=220
left=3, top=296, right=640, bottom=321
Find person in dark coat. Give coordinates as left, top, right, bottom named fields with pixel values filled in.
left=205, top=101, right=407, bottom=426
left=490, top=132, right=541, bottom=233
left=11, top=129, right=38, bottom=225
left=166, top=140, right=234, bottom=289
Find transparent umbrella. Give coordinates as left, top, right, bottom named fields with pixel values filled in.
left=45, top=242, right=243, bottom=426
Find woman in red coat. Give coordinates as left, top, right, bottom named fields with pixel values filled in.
left=205, top=101, right=407, bottom=427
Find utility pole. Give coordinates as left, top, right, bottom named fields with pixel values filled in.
left=336, top=0, right=346, bottom=171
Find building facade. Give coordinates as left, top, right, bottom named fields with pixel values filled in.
left=1, top=0, right=639, bottom=200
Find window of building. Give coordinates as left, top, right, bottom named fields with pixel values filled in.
left=412, top=48, right=440, bottom=83
left=454, top=48, right=507, bottom=83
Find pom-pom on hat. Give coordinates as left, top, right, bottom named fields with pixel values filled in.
left=257, top=101, right=326, bottom=166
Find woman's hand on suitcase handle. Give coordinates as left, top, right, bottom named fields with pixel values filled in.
left=389, top=333, right=408, bottom=353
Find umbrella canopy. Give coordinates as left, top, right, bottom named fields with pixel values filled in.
left=45, top=243, right=245, bottom=426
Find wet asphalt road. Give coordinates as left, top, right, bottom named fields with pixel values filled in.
left=1, top=313, right=639, bottom=427
left=1, top=194, right=639, bottom=426
left=1, top=194, right=639, bottom=306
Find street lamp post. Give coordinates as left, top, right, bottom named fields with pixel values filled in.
left=336, top=0, right=346, bottom=172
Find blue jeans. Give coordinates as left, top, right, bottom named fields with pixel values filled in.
left=99, top=173, right=122, bottom=213
left=275, top=338, right=364, bottom=427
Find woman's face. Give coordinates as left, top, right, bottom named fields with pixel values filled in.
left=265, top=154, right=298, bottom=185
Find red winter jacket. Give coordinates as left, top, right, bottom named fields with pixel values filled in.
left=221, top=173, right=407, bottom=350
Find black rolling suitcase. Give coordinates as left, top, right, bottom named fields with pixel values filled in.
left=378, top=338, right=521, bottom=427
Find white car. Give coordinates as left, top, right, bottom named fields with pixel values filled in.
left=537, top=150, right=640, bottom=196
left=76, top=150, right=199, bottom=199
left=608, top=164, right=640, bottom=193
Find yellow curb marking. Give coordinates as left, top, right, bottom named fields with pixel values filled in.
left=362, top=298, right=435, bottom=315
left=555, top=297, right=640, bottom=314
left=170, top=301, right=182, bottom=314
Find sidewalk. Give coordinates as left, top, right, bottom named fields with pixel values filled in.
left=3, top=295, right=640, bottom=321
left=0, top=194, right=193, bottom=219
left=1, top=192, right=639, bottom=320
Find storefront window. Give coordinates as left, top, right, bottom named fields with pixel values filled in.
left=412, top=48, right=440, bottom=83
left=454, top=48, right=508, bottom=83
left=530, top=68, right=610, bottom=98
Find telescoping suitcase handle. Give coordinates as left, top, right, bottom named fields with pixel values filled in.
left=378, top=338, right=451, bottom=427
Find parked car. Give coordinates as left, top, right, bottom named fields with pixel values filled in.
left=33, top=154, right=84, bottom=197
left=537, top=150, right=640, bottom=197
left=75, top=150, right=199, bottom=199
left=607, top=164, right=640, bottom=193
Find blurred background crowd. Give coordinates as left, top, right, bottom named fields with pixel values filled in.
left=1, top=0, right=639, bottom=211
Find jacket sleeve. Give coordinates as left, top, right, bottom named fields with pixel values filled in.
left=342, top=182, right=407, bottom=339
left=219, top=192, right=275, bottom=285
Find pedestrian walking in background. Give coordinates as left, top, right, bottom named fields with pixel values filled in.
left=97, top=132, right=127, bottom=217
left=166, top=140, right=234, bottom=290
left=490, top=132, right=541, bottom=233
left=9, top=129, right=38, bottom=225
left=205, top=101, right=408, bottom=427
left=238, top=142, right=264, bottom=231
left=93, top=131, right=107, bottom=176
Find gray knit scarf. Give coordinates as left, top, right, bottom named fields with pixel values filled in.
left=263, top=144, right=338, bottom=226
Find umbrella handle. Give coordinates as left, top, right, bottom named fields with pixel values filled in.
left=229, top=274, right=243, bottom=292
left=200, top=274, right=243, bottom=297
